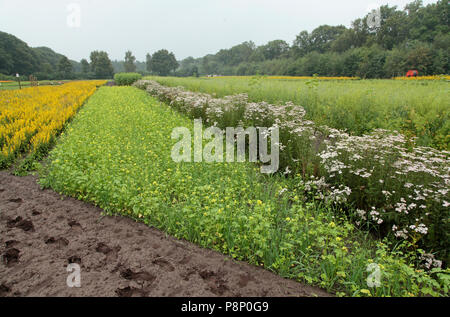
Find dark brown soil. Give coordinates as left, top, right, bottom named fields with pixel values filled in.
left=0, top=171, right=329, bottom=297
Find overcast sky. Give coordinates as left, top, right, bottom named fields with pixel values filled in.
left=0, top=0, right=438, bottom=61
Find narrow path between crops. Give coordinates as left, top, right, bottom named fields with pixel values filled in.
left=0, top=172, right=329, bottom=297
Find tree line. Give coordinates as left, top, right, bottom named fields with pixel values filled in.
left=0, top=29, right=179, bottom=80
left=177, top=0, right=449, bottom=78
left=0, top=0, right=448, bottom=80
left=112, top=50, right=179, bottom=76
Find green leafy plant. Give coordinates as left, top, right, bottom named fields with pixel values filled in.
left=114, top=72, right=142, bottom=86
left=40, top=86, right=449, bottom=297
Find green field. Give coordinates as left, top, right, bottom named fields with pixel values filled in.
left=146, top=76, right=450, bottom=150
left=39, top=86, right=449, bottom=296
left=0, top=80, right=71, bottom=90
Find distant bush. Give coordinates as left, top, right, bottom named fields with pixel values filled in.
left=0, top=73, right=14, bottom=81
left=114, top=73, right=142, bottom=86
left=34, top=72, right=56, bottom=81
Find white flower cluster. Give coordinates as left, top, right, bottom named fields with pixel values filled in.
left=419, top=252, right=443, bottom=270
left=392, top=225, right=409, bottom=239
left=317, top=128, right=449, bottom=247
left=135, top=80, right=450, bottom=255
left=409, top=223, right=428, bottom=235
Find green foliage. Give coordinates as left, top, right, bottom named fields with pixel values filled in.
left=147, top=76, right=449, bottom=150
left=40, top=86, right=449, bottom=296
left=146, top=53, right=152, bottom=72
left=81, top=59, right=90, bottom=74
left=0, top=73, right=14, bottom=81
left=90, top=51, right=114, bottom=79
left=0, top=32, right=81, bottom=79
left=177, top=0, right=449, bottom=77
left=57, top=56, right=74, bottom=79
left=136, top=79, right=449, bottom=262
left=149, top=49, right=179, bottom=76
left=124, top=51, right=137, bottom=73
left=0, top=31, right=39, bottom=75
left=114, top=73, right=142, bottom=86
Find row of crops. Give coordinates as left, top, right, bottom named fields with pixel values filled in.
left=147, top=76, right=449, bottom=150
left=0, top=80, right=448, bottom=296
left=0, top=81, right=106, bottom=170
left=37, top=85, right=448, bottom=296
left=134, top=79, right=449, bottom=265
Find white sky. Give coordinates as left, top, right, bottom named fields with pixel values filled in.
left=0, top=0, right=439, bottom=61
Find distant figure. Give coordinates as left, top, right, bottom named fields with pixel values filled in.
left=29, top=75, right=38, bottom=86
left=406, top=70, right=419, bottom=78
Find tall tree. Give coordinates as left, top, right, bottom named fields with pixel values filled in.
left=124, top=50, right=136, bottom=72
left=146, top=53, right=152, bottom=72
left=384, top=47, right=407, bottom=77
left=81, top=58, right=90, bottom=74
left=292, top=31, right=312, bottom=57
left=262, top=40, right=290, bottom=60
left=177, top=56, right=199, bottom=77
left=57, top=56, right=73, bottom=79
left=406, top=43, right=434, bottom=74
left=149, top=49, right=179, bottom=76
left=90, top=51, right=114, bottom=79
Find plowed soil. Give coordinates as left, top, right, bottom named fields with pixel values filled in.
left=0, top=172, right=329, bottom=297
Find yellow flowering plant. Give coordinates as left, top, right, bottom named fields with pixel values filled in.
left=0, top=80, right=106, bottom=169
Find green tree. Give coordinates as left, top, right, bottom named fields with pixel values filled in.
left=331, top=29, right=358, bottom=52
left=149, top=49, right=179, bottom=76
left=350, top=18, right=370, bottom=48
left=0, top=46, right=13, bottom=74
left=248, top=47, right=266, bottom=63
left=292, top=31, right=312, bottom=57
left=57, top=56, right=73, bottom=79
left=124, top=50, right=136, bottom=72
left=192, top=65, right=199, bottom=77
left=0, top=31, right=39, bottom=75
left=229, top=41, right=255, bottom=65
left=384, top=47, right=408, bottom=77
left=341, top=48, right=364, bottom=77
left=356, top=45, right=387, bottom=78
left=81, top=59, right=90, bottom=74
left=309, top=25, right=347, bottom=53
left=406, top=43, right=434, bottom=74
left=373, top=5, right=409, bottom=50
left=262, top=40, right=290, bottom=60
left=146, top=53, right=152, bottom=73
left=177, top=56, right=200, bottom=77
left=90, top=51, right=114, bottom=79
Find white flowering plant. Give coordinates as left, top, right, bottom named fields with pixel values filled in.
left=318, top=129, right=449, bottom=262
left=135, top=80, right=449, bottom=264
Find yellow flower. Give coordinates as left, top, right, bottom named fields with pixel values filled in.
left=0, top=81, right=106, bottom=165
left=360, top=289, right=372, bottom=296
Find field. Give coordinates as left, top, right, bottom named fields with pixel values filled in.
left=137, top=78, right=449, bottom=262
left=0, top=80, right=73, bottom=90
left=0, top=77, right=448, bottom=297
left=1, top=171, right=328, bottom=297
left=146, top=76, right=450, bottom=150
left=0, top=81, right=106, bottom=169
left=1, top=0, right=449, bottom=301
left=37, top=86, right=449, bottom=296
